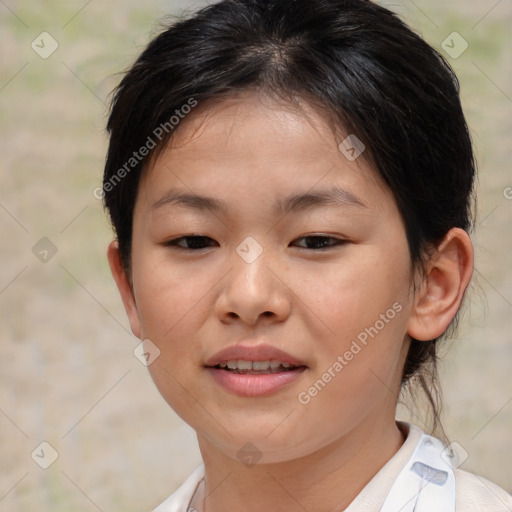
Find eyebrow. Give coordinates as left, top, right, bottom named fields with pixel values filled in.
left=151, top=185, right=368, bottom=215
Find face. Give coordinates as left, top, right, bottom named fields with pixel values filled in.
left=120, top=92, right=417, bottom=463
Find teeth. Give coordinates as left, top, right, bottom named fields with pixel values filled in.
left=219, top=360, right=298, bottom=372
left=237, top=360, right=253, bottom=370
left=252, top=361, right=271, bottom=370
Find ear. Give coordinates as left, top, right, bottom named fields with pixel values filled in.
left=107, top=240, right=142, bottom=339
left=407, top=228, right=474, bottom=341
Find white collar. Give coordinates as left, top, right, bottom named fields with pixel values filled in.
left=379, top=424, right=455, bottom=512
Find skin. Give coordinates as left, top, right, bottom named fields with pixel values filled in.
left=108, top=92, right=473, bottom=512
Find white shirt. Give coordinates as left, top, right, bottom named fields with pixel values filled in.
left=153, top=422, right=512, bottom=512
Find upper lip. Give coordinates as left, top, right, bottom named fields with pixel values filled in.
left=204, top=343, right=307, bottom=367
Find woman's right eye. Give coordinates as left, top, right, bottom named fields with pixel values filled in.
left=164, top=235, right=218, bottom=250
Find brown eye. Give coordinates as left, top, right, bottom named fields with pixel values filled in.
left=291, top=236, right=347, bottom=250
left=165, top=236, right=218, bottom=250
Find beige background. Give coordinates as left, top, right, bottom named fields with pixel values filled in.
left=0, top=0, right=511, bottom=510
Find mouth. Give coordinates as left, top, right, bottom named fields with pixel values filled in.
left=208, top=360, right=307, bottom=374
left=205, top=361, right=307, bottom=397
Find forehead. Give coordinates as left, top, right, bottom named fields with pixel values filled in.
left=136, top=92, right=394, bottom=215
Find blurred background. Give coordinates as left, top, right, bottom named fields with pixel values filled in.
left=0, top=0, right=510, bottom=510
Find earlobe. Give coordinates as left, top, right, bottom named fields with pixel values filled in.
left=107, top=241, right=142, bottom=339
left=407, top=228, right=474, bottom=342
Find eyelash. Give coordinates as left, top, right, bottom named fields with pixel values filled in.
left=164, top=235, right=347, bottom=251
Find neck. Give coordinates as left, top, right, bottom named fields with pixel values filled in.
left=194, top=417, right=405, bottom=512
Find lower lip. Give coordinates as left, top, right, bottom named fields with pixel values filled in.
left=206, top=367, right=307, bottom=397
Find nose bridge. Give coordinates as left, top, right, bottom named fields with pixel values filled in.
left=217, top=236, right=290, bottom=324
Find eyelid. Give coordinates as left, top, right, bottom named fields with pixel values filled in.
left=291, top=234, right=348, bottom=250
left=164, top=235, right=217, bottom=250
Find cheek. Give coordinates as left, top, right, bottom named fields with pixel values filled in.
left=302, top=245, right=411, bottom=345
left=131, top=255, right=215, bottom=420
left=295, top=245, right=412, bottom=418
left=294, top=287, right=409, bottom=444
left=132, top=252, right=211, bottom=351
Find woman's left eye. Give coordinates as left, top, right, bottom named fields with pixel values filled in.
left=291, top=235, right=347, bottom=250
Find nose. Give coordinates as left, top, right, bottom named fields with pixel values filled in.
left=215, top=243, right=292, bottom=326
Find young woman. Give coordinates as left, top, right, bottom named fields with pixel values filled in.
left=102, top=0, right=512, bottom=510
